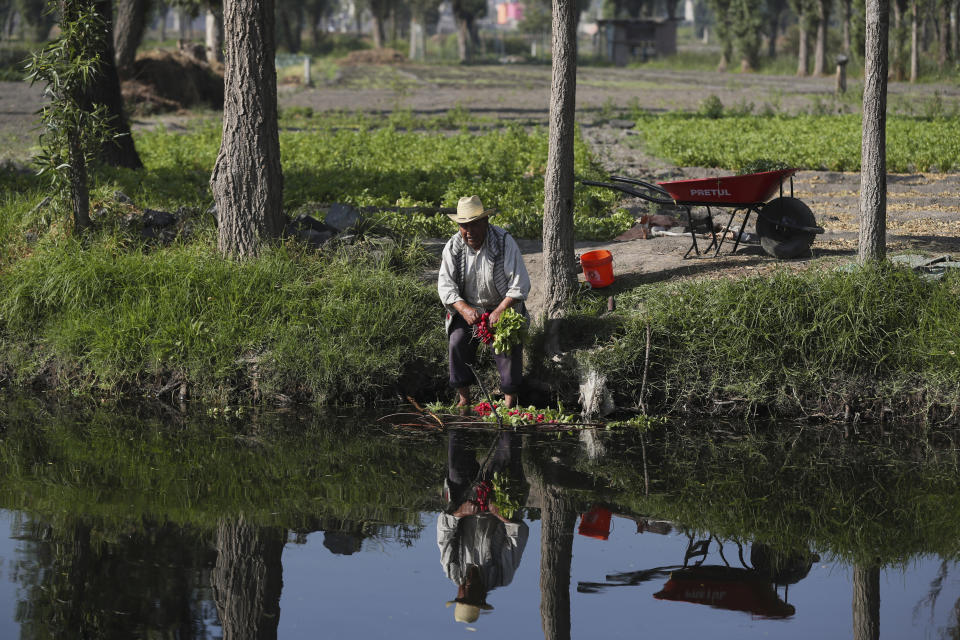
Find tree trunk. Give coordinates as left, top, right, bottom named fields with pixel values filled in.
left=910, top=0, right=918, bottom=81
left=953, top=0, right=959, bottom=61
left=278, top=3, right=302, bottom=52
left=542, top=0, right=578, bottom=331
left=813, top=0, right=830, bottom=74
left=539, top=486, right=575, bottom=640
left=371, top=13, right=385, bottom=48
left=891, top=0, right=905, bottom=78
left=114, top=0, right=148, bottom=74
left=211, top=518, right=285, bottom=640
left=159, top=2, right=167, bottom=41
left=68, top=132, right=92, bottom=233
left=409, top=15, right=425, bottom=60
left=843, top=0, right=852, bottom=51
left=859, top=0, right=889, bottom=264
left=939, top=0, right=952, bottom=68
left=211, top=0, right=285, bottom=259
left=206, top=6, right=223, bottom=63
left=82, top=0, right=143, bottom=169
left=797, top=24, right=809, bottom=74
left=852, top=565, right=880, bottom=640
left=456, top=16, right=470, bottom=61
left=767, top=12, right=779, bottom=58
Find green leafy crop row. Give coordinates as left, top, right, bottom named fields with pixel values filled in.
left=635, top=113, right=960, bottom=172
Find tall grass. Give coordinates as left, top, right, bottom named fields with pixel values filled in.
left=0, top=238, right=447, bottom=403
left=590, top=263, right=960, bottom=416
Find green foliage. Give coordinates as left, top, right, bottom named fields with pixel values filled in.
left=590, top=263, right=960, bottom=415
left=635, top=112, right=960, bottom=172
left=24, top=0, right=118, bottom=225
left=0, top=240, right=448, bottom=404
left=491, top=307, right=527, bottom=354
left=697, top=94, right=725, bottom=119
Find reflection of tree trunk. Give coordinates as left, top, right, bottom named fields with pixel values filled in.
left=211, top=517, right=285, bottom=640
left=66, top=522, right=92, bottom=632
left=539, top=486, right=575, bottom=640
left=852, top=565, right=880, bottom=640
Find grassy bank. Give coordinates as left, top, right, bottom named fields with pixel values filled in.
left=0, top=118, right=629, bottom=404
left=634, top=112, right=960, bottom=172
left=587, top=262, right=960, bottom=418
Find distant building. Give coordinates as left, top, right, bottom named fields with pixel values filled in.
left=595, top=19, right=678, bottom=66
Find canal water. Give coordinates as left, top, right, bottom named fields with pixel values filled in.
left=1, top=395, right=959, bottom=639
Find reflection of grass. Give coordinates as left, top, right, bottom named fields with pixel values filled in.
left=0, top=394, right=446, bottom=529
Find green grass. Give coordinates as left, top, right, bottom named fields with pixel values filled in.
left=589, top=262, right=960, bottom=416
left=631, top=112, right=960, bottom=172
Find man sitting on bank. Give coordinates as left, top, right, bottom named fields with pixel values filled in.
left=438, top=196, right=531, bottom=409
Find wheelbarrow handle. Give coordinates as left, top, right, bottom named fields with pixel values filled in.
left=581, top=180, right=675, bottom=206
left=609, top=176, right=672, bottom=199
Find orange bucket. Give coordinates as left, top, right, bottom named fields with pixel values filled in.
left=578, top=506, right=613, bottom=540
left=580, top=250, right=614, bottom=288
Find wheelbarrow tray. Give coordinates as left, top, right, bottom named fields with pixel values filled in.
left=657, top=169, right=798, bottom=206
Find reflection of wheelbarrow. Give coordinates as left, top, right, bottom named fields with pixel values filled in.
left=577, top=530, right=810, bottom=620
left=582, top=169, right=824, bottom=259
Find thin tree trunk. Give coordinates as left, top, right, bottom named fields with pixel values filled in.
left=797, top=24, right=809, bottom=74
left=859, top=0, right=889, bottom=263
left=211, top=0, right=285, bottom=259
left=768, top=13, right=779, bottom=58
left=814, top=0, right=830, bottom=74
left=953, top=0, right=959, bottom=60
left=456, top=16, right=470, bottom=61
left=372, top=14, right=385, bottom=48
left=83, top=0, right=143, bottom=169
left=911, top=0, right=918, bottom=81
left=852, top=565, right=880, bottom=640
left=891, top=0, right=905, bottom=78
left=68, top=133, right=91, bottom=233
left=159, top=2, right=168, bottom=41
left=939, top=0, right=952, bottom=68
left=211, top=518, right=285, bottom=640
left=843, top=0, right=853, bottom=51
left=542, top=0, right=578, bottom=335
left=114, top=0, right=148, bottom=73
left=409, top=15, right=425, bottom=60
left=205, top=6, right=223, bottom=63
left=539, top=486, right=575, bottom=640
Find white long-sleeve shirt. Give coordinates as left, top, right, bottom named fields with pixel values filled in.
left=437, top=228, right=531, bottom=312
left=437, top=513, right=529, bottom=589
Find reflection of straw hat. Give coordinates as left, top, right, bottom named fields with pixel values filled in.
left=447, top=195, right=496, bottom=224
left=446, top=600, right=494, bottom=623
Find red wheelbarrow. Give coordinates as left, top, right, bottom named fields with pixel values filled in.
left=583, top=169, right=824, bottom=259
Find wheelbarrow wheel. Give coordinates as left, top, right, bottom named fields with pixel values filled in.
left=756, top=197, right=817, bottom=259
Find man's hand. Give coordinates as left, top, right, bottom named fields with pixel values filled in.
left=454, top=301, right=481, bottom=326
left=453, top=500, right=480, bottom=518
left=489, top=298, right=518, bottom=327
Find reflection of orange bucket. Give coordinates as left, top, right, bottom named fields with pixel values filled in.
left=580, top=250, right=614, bottom=288
left=578, top=506, right=612, bottom=540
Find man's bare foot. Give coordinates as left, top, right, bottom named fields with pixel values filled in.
left=504, top=393, right=517, bottom=408
left=456, top=387, right=471, bottom=407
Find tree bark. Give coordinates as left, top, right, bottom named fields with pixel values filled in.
left=114, top=0, right=148, bottom=74
left=910, top=0, right=918, bottom=81
left=539, top=486, right=575, bottom=640
left=813, top=0, right=830, bottom=74
left=211, top=517, right=285, bottom=640
left=859, top=0, right=889, bottom=263
left=852, top=565, right=880, bottom=640
left=542, top=0, right=578, bottom=328
left=68, top=132, right=92, bottom=233
left=77, top=0, right=143, bottom=169
left=211, top=0, right=285, bottom=259
left=938, top=0, right=952, bottom=68
left=797, top=23, right=809, bottom=74
left=206, top=6, right=223, bottom=63
left=843, top=0, right=852, bottom=51
left=455, top=16, right=470, bottom=61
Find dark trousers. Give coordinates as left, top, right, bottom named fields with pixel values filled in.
left=448, top=312, right=523, bottom=395
left=446, top=430, right=526, bottom=505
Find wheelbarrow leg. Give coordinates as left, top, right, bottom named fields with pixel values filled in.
left=683, top=205, right=700, bottom=258
left=702, top=206, right=719, bottom=254
left=713, top=208, right=739, bottom=256
left=730, top=207, right=754, bottom=255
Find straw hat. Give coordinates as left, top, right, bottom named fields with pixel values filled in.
left=446, top=600, right=494, bottom=623
left=447, top=195, right=496, bottom=224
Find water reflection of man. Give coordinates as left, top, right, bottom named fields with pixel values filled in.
left=438, top=430, right=529, bottom=624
